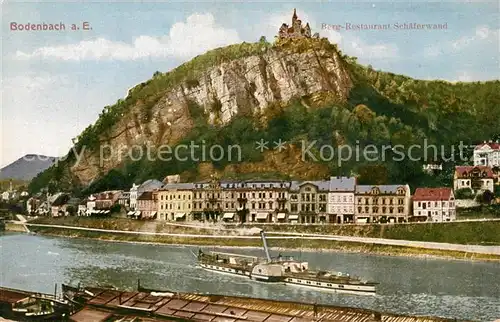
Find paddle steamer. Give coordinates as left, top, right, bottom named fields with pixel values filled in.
left=197, top=231, right=378, bottom=294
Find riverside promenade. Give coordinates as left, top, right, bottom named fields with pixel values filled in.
left=10, top=221, right=500, bottom=256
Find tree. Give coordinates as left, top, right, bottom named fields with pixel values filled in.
left=455, top=188, right=474, bottom=199
left=66, top=205, right=76, bottom=216
left=478, top=190, right=495, bottom=204
left=357, top=164, right=388, bottom=185
left=259, top=36, right=267, bottom=44
left=110, top=204, right=121, bottom=214
left=495, top=185, right=500, bottom=197
left=353, top=104, right=375, bottom=125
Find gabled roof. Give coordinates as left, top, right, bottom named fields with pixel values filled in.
left=50, top=193, right=70, bottom=206
left=474, top=142, right=500, bottom=150
left=296, top=180, right=329, bottom=191
left=455, top=166, right=494, bottom=178
left=138, top=179, right=163, bottom=192
left=48, top=192, right=72, bottom=205
left=413, top=188, right=453, bottom=201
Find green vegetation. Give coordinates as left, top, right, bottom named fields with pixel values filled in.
left=457, top=205, right=500, bottom=219
left=234, top=221, right=500, bottom=245
left=29, top=36, right=500, bottom=195
left=72, top=41, right=272, bottom=154
left=0, top=179, right=28, bottom=191
left=455, top=188, right=474, bottom=199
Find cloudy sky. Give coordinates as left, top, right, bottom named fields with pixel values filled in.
left=2, top=0, right=499, bottom=167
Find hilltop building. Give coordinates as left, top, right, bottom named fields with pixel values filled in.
left=278, top=9, right=319, bottom=40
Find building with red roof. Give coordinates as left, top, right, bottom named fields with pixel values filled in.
left=454, top=166, right=495, bottom=193
left=413, top=188, right=455, bottom=222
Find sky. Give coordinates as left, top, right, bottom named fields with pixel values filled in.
left=1, top=0, right=499, bottom=167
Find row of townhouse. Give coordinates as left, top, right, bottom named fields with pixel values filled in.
left=145, top=176, right=421, bottom=224
left=29, top=176, right=458, bottom=223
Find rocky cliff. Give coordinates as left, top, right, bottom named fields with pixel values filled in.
left=71, top=38, right=353, bottom=185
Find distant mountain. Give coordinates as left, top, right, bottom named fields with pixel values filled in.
left=0, top=155, right=57, bottom=181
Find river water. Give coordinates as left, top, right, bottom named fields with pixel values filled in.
left=1, top=232, right=499, bottom=321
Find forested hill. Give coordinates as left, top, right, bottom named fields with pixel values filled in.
left=28, top=37, right=500, bottom=195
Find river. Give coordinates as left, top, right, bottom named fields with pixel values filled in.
left=1, top=232, right=499, bottom=321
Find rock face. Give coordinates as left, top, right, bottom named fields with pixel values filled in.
left=71, top=39, right=353, bottom=185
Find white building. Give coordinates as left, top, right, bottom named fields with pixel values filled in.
left=78, top=204, right=87, bottom=216
left=473, top=142, right=500, bottom=167
left=327, top=176, right=356, bottom=224
left=86, top=194, right=96, bottom=214
left=1, top=191, right=10, bottom=201
left=454, top=166, right=495, bottom=193
left=413, top=187, right=456, bottom=222
left=129, top=183, right=139, bottom=210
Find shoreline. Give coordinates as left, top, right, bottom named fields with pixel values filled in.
left=16, top=226, right=500, bottom=263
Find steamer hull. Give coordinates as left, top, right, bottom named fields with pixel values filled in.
left=196, top=231, right=378, bottom=294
